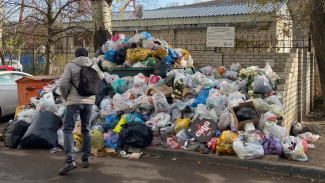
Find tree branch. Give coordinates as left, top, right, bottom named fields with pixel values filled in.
left=53, top=0, right=79, bottom=22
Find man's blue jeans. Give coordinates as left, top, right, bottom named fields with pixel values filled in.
left=63, top=104, right=92, bottom=163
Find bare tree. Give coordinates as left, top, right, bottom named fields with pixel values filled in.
left=0, top=1, right=5, bottom=66
left=0, top=0, right=92, bottom=74
left=90, top=0, right=156, bottom=51
left=252, top=0, right=325, bottom=113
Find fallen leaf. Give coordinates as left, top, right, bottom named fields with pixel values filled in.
left=198, top=161, right=201, bottom=164
left=171, top=158, right=177, bottom=160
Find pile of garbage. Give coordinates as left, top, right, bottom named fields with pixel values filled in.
left=97, top=31, right=193, bottom=73
left=2, top=32, right=321, bottom=162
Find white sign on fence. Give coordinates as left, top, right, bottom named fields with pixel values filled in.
left=206, top=27, right=235, bottom=47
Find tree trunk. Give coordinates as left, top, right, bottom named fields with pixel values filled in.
left=310, top=0, right=325, bottom=112
left=45, top=40, right=54, bottom=75
left=0, top=2, right=4, bottom=66
left=45, top=0, right=54, bottom=75
left=91, top=0, right=113, bottom=51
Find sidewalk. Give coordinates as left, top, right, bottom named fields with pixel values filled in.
left=142, top=114, right=325, bottom=181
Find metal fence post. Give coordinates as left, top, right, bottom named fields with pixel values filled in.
left=32, top=44, right=35, bottom=75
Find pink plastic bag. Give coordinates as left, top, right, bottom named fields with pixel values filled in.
left=300, top=138, right=308, bottom=153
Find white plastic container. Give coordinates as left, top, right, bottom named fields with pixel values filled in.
left=244, top=122, right=255, bottom=133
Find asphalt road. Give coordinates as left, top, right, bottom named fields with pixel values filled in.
left=0, top=147, right=315, bottom=183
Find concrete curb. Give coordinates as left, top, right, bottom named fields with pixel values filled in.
left=143, top=147, right=325, bottom=181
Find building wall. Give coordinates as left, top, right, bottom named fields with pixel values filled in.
left=111, top=22, right=279, bottom=54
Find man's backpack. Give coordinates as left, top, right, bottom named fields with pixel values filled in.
left=71, top=63, right=100, bottom=96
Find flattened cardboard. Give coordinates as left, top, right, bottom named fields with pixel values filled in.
left=173, top=87, right=192, bottom=99
left=91, top=147, right=117, bottom=157
left=91, top=148, right=108, bottom=157
left=186, top=117, right=217, bottom=142
left=145, top=84, right=173, bottom=97
left=230, top=101, right=261, bottom=131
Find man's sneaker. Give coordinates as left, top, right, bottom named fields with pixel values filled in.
left=59, top=161, right=76, bottom=175
left=82, top=159, right=89, bottom=168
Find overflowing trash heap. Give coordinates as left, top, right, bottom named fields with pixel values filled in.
left=2, top=32, right=321, bottom=161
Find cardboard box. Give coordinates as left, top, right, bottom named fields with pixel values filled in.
left=91, top=148, right=108, bottom=157
left=105, top=147, right=118, bottom=155
left=91, top=148, right=117, bottom=157
left=145, top=84, right=173, bottom=97
left=173, top=87, right=192, bottom=99
left=230, top=101, right=261, bottom=131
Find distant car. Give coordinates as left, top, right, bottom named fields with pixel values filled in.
left=0, top=71, right=32, bottom=117
left=0, top=60, right=24, bottom=71
left=0, top=66, right=17, bottom=71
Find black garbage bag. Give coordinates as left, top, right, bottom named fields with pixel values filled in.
left=95, top=79, right=109, bottom=107
left=235, top=106, right=259, bottom=122
left=20, top=110, right=61, bottom=149
left=3, top=120, right=30, bottom=148
left=119, top=122, right=153, bottom=148
left=154, top=60, right=168, bottom=78
left=114, top=47, right=127, bottom=65
left=114, top=54, right=125, bottom=65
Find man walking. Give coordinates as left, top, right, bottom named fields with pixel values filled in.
left=58, top=47, right=104, bottom=175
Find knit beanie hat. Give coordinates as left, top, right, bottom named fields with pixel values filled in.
left=75, top=47, right=88, bottom=58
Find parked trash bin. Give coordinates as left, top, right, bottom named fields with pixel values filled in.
left=16, top=75, right=61, bottom=106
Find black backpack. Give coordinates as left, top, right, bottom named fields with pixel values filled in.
left=71, top=63, right=100, bottom=96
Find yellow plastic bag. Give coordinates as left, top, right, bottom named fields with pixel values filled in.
left=216, top=131, right=238, bottom=155
left=90, top=130, right=105, bottom=149
left=126, top=48, right=137, bottom=63
left=14, top=106, right=24, bottom=116
left=74, top=134, right=82, bottom=149
left=137, top=48, right=152, bottom=61
left=181, top=49, right=190, bottom=60
left=113, top=115, right=127, bottom=134
left=219, top=130, right=238, bottom=143
left=14, top=106, right=24, bottom=118
left=126, top=48, right=151, bottom=63
left=153, top=46, right=168, bottom=61
left=216, top=140, right=236, bottom=155
left=175, top=117, right=191, bottom=134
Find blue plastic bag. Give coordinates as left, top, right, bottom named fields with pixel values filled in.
left=168, top=47, right=178, bottom=60
left=104, top=50, right=116, bottom=62
left=163, top=55, right=172, bottom=64
left=140, top=31, right=151, bottom=38
left=191, top=89, right=210, bottom=107
left=138, top=114, right=150, bottom=121
left=104, top=115, right=119, bottom=130
left=105, top=134, right=121, bottom=152
left=125, top=113, right=144, bottom=124
left=110, top=79, right=128, bottom=94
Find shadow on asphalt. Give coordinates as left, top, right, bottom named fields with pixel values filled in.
left=0, top=114, right=14, bottom=123
left=0, top=115, right=14, bottom=131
